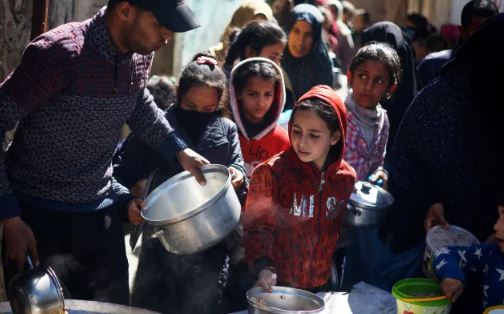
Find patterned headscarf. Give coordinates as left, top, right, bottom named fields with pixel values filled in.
left=281, top=4, right=333, bottom=100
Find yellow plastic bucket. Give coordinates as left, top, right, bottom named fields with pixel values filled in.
left=484, top=305, right=504, bottom=314
left=392, top=278, right=451, bottom=314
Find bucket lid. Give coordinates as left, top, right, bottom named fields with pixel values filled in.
left=426, top=225, right=480, bottom=252
left=349, top=181, right=394, bottom=210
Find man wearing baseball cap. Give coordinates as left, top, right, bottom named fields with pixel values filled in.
left=0, top=0, right=204, bottom=305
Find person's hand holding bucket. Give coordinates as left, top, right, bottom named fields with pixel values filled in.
left=440, top=277, right=463, bottom=302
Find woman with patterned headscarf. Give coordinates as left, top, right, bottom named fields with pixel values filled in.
left=209, top=0, right=274, bottom=64
left=282, top=3, right=334, bottom=99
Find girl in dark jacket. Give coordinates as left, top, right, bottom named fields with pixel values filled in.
left=114, top=54, right=247, bottom=314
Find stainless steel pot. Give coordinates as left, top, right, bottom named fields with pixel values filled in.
left=142, top=164, right=241, bottom=255
left=246, top=286, right=325, bottom=314
left=8, top=257, right=65, bottom=314
left=345, top=181, right=394, bottom=228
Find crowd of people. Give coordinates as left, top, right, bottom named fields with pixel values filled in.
left=0, top=0, right=503, bottom=313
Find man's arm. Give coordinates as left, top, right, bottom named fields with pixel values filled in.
left=0, top=35, right=72, bottom=267
left=0, top=38, right=72, bottom=218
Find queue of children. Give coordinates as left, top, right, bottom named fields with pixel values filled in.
left=115, top=3, right=504, bottom=314
left=7, top=0, right=499, bottom=312
left=111, top=3, right=504, bottom=313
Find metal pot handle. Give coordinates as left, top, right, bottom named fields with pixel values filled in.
left=348, top=204, right=362, bottom=217
left=151, top=229, right=165, bottom=239
left=25, top=255, right=34, bottom=270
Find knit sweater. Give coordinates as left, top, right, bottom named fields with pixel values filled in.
left=0, top=8, right=185, bottom=218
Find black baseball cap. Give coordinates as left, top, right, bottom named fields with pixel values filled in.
left=127, top=0, right=200, bottom=32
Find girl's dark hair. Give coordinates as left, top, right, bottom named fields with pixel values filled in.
left=232, top=60, right=281, bottom=93
left=290, top=98, right=340, bottom=134
left=177, top=53, right=227, bottom=111
left=349, top=42, right=402, bottom=86
left=147, top=75, right=177, bottom=111
left=225, top=20, right=286, bottom=70
left=461, top=0, right=498, bottom=28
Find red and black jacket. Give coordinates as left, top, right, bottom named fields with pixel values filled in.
left=243, top=85, right=356, bottom=289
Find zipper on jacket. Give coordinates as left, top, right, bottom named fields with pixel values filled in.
left=310, top=171, right=325, bottom=284
left=318, top=171, right=325, bottom=191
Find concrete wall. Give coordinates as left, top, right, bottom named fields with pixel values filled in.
left=349, top=0, right=409, bottom=27
left=0, top=0, right=33, bottom=80
left=173, top=0, right=242, bottom=76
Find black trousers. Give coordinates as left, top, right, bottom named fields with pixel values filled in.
left=3, top=204, right=129, bottom=305
left=132, top=225, right=229, bottom=314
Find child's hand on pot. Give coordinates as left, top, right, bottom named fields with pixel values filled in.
left=256, top=268, right=277, bottom=293
left=424, top=203, right=450, bottom=232
left=127, top=198, right=145, bottom=225
left=440, top=277, right=463, bottom=302
left=229, top=166, right=244, bottom=190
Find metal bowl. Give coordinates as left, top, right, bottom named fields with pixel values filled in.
left=8, top=265, right=65, bottom=314
left=246, top=286, right=325, bottom=314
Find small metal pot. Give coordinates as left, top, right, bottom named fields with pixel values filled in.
left=345, top=181, right=394, bottom=228
left=8, top=257, right=65, bottom=314
left=142, top=164, right=241, bottom=255
left=246, top=286, right=325, bottom=314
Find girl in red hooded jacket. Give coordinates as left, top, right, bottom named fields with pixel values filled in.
left=243, top=85, right=356, bottom=292
left=229, top=57, right=290, bottom=178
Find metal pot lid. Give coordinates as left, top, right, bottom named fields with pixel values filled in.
left=349, top=181, right=394, bottom=210
left=141, top=164, right=230, bottom=225
left=246, top=286, right=324, bottom=313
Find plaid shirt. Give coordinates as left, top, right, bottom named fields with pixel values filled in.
left=344, top=109, right=389, bottom=180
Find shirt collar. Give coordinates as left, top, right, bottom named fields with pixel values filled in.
left=90, top=7, right=133, bottom=64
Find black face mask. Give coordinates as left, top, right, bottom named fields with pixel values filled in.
left=174, top=107, right=216, bottom=145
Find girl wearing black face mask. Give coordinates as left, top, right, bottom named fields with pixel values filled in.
left=113, top=53, right=248, bottom=314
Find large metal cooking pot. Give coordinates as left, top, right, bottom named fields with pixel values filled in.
left=142, top=164, right=241, bottom=255
left=246, top=286, right=325, bottom=314
left=8, top=256, right=65, bottom=314
left=345, top=181, right=394, bottom=228
left=0, top=299, right=162, bottom=314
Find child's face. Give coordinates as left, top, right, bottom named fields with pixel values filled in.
left=290, top=109, right=340, bottom=170
left=288, top=20, right=314, bottom=58
left=353, top=15, right=367, bottom=32
left=259, top=42, right=285, bottom=65
left=180, top=85, right=219, bottom=112
left=349, top=60, right=393, bottom=110
left=237, top=77, right=275, bottom=123
left=494, top=205, right=504, bottom=253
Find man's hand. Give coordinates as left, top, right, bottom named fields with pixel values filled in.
left=256, top=268, right=277, bottom=293
left=127, top=198, right=145, bottom=225
left=424, top=203, right=450, bottom=232
left=440, top=278, right=464, bottom=302
left=2, top=217, right=39, bottom=270
left=228, top=166, right=244, bottom=190
left=176, top=148, right=209, bottom=185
